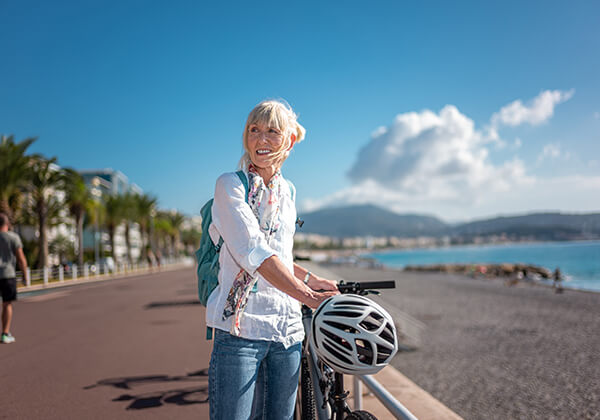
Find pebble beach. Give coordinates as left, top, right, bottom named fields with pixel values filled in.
left=320, top=264, right=600, bottom=420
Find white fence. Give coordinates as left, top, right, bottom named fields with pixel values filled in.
left=16, top=257, right=192, bottom=288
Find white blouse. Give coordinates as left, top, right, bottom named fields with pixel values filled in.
left=205, top=171, right=304, bottom=348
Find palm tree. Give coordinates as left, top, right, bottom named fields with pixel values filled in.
left=133, top=193, right=157, bottom=255
left=167, top=211, right=186, bottom=257
left=62, top=169, right=92, bottom=268
left=27, top=156, right=65, bottom=268
left=153, top=213, right=174, bottom=258
left=0, top=135, right=38, bottom=222
left=86, top=198, right=106, bottom=262
left=49, top=234, right=74, bottom=265
left=121, top=192, right=137, bottom=265
left=103, top=194, right=126, bottom=265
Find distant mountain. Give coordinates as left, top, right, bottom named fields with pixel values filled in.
left=297, top=205, right=600, bottom=240
left=297, top=204, right=449, bottom=237
left=451, top=213, right=600, bottom=239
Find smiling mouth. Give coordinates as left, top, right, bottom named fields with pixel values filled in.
left=256, top=149, right=271, bottom=155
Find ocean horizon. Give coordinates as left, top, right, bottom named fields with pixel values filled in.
left=364, top=240, right=600, bottom=292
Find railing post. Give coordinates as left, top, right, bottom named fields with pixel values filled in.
left=43, top=267, right=49, bottom=286
left=73, top=265, right=78, bottom=280
left=59, top=265, right=64, bottom=282
left=354, top=376, right=363, bottom=410
left=26, top=268, right=31, bottom=287
left=84, top=263, right=89, bottom=279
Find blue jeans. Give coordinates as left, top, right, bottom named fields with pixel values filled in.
left=209, top=329, right=301, bottom=420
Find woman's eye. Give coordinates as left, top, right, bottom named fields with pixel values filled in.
left=269, top=128, right=280, bottom=134
left=250, top=127, right=259, bottom=133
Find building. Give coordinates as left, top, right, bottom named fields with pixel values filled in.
left=79, top=168, right=144, bottom=264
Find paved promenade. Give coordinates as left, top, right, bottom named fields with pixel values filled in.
left=1, top=268, right=210, bottom=419
left=1, top=266, right=461, bottom=420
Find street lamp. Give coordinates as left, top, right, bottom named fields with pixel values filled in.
left=91, top=177, right=102, bottom=266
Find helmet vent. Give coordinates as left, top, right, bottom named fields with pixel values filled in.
left=323, top=342, right=352, bottom=365
left=376, top=344, right=393, bottom=364
left=320, top=327, right=352, bottom=350
left=355, top=339, right=374, bottom=364
left=324, top=310, right=362, bottom=318
left=359, top=312, right=384, bottom=331
left=333, top=300, right=368, bottom=307
left=380, top=323, right=395, bottom=344
left=324, top=320, right=359, bottom=334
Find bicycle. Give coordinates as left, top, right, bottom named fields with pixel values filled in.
left=295, top=280, right=397, bottom=420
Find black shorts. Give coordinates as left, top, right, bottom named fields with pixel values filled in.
left=0, top=278, right=17, bottom=302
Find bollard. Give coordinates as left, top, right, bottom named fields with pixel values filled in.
left=84, top=264, right=89, bottom=279
left=26, top=268, right=31, bottom=287
left=59, top=265, right=64, bottom=282
left=43, top=267, right=49, bottom=286
left=73, top=265, right=78, bottom=280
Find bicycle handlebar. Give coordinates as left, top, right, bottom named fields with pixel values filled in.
left=337, top=280, right=396, bottom=295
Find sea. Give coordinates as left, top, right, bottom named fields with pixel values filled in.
left=364, top=240, right=600, bottom=292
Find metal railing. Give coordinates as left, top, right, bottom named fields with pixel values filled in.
left=353, top=375, right=418, bottom=420
left=15, top=257, right=192, bottom=288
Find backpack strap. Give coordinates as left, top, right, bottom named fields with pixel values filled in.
left=235, top=170, right=249, bottom=201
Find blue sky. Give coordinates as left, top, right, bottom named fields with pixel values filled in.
left=1, top=1, right=599, bottom=222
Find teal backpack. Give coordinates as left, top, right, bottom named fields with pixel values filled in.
left=196, top=170, right=248, bottom=308
left=196, top=170, right=295, bottom=339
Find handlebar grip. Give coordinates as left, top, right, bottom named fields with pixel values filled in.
left=355, top=280, right=396, bottom=289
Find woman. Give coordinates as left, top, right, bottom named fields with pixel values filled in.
left=207, top=99, right=339, bottom=419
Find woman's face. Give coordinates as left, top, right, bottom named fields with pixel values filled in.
left=246, top=122, right=285, bottom=170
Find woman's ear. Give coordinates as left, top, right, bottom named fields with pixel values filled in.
left=287, top=133, right=296, bottom=151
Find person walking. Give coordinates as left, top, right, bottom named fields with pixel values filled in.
left=206, top=100, right=339, bottom=419
left=0, top=212, right=29, bottom=344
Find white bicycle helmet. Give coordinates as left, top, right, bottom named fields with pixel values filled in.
left=310, top=294, right=398, bottom=375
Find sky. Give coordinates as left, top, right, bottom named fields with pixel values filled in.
left=1, top=0, right=599, bottom=222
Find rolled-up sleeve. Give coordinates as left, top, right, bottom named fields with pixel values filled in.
left=211, top=173, right=276, bottom=275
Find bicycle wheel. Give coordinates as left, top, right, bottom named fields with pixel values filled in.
left=297, top=355, right=317, bottom=420
left=345, top=410, right=378, bottom=420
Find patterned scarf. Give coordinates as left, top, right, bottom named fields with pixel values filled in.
left=222, top=164, right=283, bottom=336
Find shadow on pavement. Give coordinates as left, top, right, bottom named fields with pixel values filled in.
left=144, top=300, right=200, bottom=309
left=85, top=369, right=209, bottom=410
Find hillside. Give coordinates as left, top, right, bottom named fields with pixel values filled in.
left=297, top=205, right=600, bottom=240
left=298, top=204, right=448, bottom=237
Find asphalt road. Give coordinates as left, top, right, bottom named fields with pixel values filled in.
left=0, top=268, right=211, bottom=420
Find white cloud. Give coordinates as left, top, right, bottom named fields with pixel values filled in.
left=301, top=91, right=591, bottom=221
left=491, top=89, right=574, bottom=128
left=344, top=105, right=530, bottom=200
left=536, top=143, right=572, bottom=165
left=301, top=174, right=600, bottom=222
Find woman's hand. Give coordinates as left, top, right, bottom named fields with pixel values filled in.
left=305, top=289, right=339, bottom=309
left=307, top=274, right=338, bottom=292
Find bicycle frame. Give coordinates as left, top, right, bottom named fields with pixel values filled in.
left=297, top=280, right=396, bottom=420
left=301, top=304, right=352, bottom=420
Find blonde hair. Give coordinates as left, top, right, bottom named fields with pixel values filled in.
left=239, top=99, right=306, bottom=170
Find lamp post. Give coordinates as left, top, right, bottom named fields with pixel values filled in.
left=91, top=177, right=102, bottom=266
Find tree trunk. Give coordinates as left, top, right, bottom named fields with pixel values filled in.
left=37, top=201, right=48, bottom=268
left=124, top=222, right=132, bottom=264
left=109, top=226, right=116, bottom=264
left=76, top=211, right=84, bottom=268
